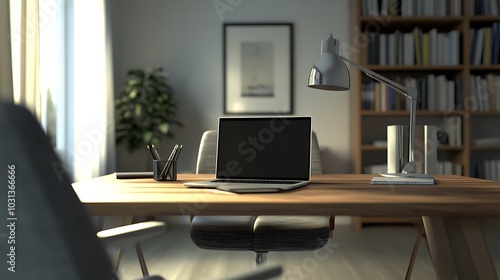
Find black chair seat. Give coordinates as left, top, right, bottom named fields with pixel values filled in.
left=190, top=216, right=257, bottom=250
left=253, top=216, right=330, bottom=251
left=190, top=215, right=330, bottom=253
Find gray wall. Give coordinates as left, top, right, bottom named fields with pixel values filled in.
left=110, top=0, right=352, bottom=173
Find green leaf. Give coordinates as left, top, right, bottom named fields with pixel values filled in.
left=158, top=123, right=170, bottom=134
left=127, top=79, right=142, bottom=87
left=143, top=131, right=153, bottom=144
left=134, top=104, right=142, bottom=117
left=128, top=89, right=138, bottom=99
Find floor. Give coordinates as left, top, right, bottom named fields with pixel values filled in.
left=116, top=217, right=500, bottom=280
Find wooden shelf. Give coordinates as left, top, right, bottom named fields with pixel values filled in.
left=469, top=112, right=500, bottom=117
left=363, top=65, right=465, bottom=71
left=471, top=145, right=500, bottom=151
left=361, top=144, right=464, bottom=151
left=361, top=110, right=466, bottom=116
left=469, top=15, right=500, bottom=23
left=469, top=65, right=500, bottom=71
left=350, top=0, right=500, bottom=229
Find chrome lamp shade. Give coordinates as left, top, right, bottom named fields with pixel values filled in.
left=308, top=34, right=350, bottom=91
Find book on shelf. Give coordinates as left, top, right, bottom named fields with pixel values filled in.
left=470, top=23, right=500, bottom=65
left=469, top=74, right=500, bottom=112
left=413, top=27, right=423, bottom=65
left=403, top=32, right=414, bottom=66
left=364, top=164, right=387, bottom=174
left=471, top=0, right=500, bottom=15
left=473, top=158, right=500, bottom=181
left=370, top=176, right=435, bottom=185
left=493, top=23, right=500, bottom=64
left=441, top=116, right=462, bottom=147
left=484, top=27, right=492, bottom=66
left=484, top=159, right=500, bottom=181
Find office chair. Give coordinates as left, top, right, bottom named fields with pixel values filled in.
left=0, top=102, right=281, bottom=280
left=0, top=102, right=167, bottom=279
left=190, top=130, right=333, bottom=265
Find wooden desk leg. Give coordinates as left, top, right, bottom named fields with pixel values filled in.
left=422, top=216, right=498, bottom=280
left=405, top=222, right=426, bottom=280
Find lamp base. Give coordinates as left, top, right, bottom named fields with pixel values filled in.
left=380, top=173, right=435, bottom=179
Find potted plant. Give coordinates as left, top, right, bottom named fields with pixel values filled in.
left=115, top=66, right=182, bottom=152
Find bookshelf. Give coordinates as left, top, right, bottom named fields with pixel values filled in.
left=350, top=0, right=500, bottom=229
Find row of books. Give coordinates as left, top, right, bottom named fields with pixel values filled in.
left=366, top=28, right=460, bottom=66
left=471, top=159, right=500, bottom=181
left=361, top=75, right=463, bottom=112
left=363, top=161, right=463, bottom=175
left=438, top=161, right=463, bottom=175
left=361, top=0, right=462, bottom=17
left=470, top=24, right=500, bottom=65
left=470, top=0, right=500, bottom=15
left=469, top=74, right=500, bottom=112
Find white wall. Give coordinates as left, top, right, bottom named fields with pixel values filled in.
left=109, top=0, right=352, bottom=173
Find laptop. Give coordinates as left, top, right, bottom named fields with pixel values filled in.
left=183, top=116, right=313, bottom=193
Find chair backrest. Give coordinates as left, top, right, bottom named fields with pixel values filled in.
left=0, top=102, right=116, bottom=280
left=195, top=130, right=323, bottom=174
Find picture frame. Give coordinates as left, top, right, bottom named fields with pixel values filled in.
left=223, top=23, right=293, bottom=114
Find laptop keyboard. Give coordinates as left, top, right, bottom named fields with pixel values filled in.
left=212, top=179, right=299, bottom=185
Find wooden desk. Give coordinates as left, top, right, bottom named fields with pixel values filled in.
left=73, top=173, right=500, bottom=280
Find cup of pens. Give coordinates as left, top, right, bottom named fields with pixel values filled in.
left=149, top=144, right=182, bottom=181
left=153, top=159, right=177, bottom=181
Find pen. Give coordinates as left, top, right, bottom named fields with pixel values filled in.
left=147, top=145, right=159, bottom=160
left=159, top=144, right=179, bottom=180
left=173, top=144, right=183, bottom=161
left=151, top=144, right=161, bottom=161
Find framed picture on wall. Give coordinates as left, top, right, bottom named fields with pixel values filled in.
left=223, top=23, right=293, bottom=114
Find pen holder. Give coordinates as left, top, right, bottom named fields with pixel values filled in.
left=153, top=160, right=177, bottom=181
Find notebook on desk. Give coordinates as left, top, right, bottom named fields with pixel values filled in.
left=183, top=116, right=312, bottom=193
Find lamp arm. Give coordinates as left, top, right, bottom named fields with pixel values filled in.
left=339, top=56, right=417, bottom=100
left=339, top=55, right=418, bottom=173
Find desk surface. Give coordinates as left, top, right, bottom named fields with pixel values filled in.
left=72, top=174, right=500, bottom=217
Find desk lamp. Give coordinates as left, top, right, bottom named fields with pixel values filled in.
left=308, top=33, right=431, bottom=179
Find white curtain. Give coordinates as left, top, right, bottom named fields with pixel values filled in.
left=70, top=0, right=115, bottom=181
left=6, top=0, right=42, bottom=119
left=0, top=0, right=13, bottom=102
left=5, top=0, right=115, bottom=182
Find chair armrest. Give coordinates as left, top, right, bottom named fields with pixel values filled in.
left=137, top=276, right=165, bottom=280
left=219, top=264, right=282, bottom=280
left=97, top=221, right=167, bottom=247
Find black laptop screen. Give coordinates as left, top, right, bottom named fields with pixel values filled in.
left=215, top=117, right=312, bottom=180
